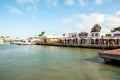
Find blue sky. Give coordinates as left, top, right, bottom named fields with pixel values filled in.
left=0, top=0, right=120, bottom=38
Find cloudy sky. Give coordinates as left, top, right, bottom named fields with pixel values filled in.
left=0, top=0, right=120, bottom=38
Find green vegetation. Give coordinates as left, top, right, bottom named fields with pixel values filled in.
left=111, top=26, right=120, bottom=32
left=62, top=33, right=65, bottom=36
left=106, top=34, right=111, bottom=36
left=91, top=24, right=101, bottom=32
left=38, top=32, right=45, bottom=37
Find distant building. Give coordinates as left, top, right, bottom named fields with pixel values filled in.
left=37, top=35, right=69, bottom=44
left=111, top=32, right=120, bottom=37
left=0, top=37, right=4, bottom=44
left=68, top=32, right=78, bottom=39
left=78, top=32, right=89, bottom=38
left=63, top=32, right=106, bottom=45
left=0, top=36, right=11, bottom=44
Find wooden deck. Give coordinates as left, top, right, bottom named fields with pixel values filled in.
left=99, top=49, right=120, bottom=62
left=102, top=49, right=120, bottom=54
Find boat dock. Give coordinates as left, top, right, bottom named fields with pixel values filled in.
left=99, top=49, right=120, bottom=62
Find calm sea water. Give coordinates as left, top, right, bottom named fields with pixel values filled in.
left=0, top=44, right=120, bottom=80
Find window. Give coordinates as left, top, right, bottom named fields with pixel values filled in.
left=72, top=35, right=73, bottom=37
left=75, top=35, right=76, bottom=37
left=92, top=33, right=94, bottom=36
left=95, top=33, right=98, bottom=36
left=85, top=33, right=88, bottom=36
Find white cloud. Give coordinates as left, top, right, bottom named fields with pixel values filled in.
left=60, top=11, right=120, bottom=33
left=16, top=0, right=39, bottom=11
left=17, top=0, right=39, bottom=4
left=116, top=11, right=120, bottom=17
left=26, top=6, right=37, bottom=11
left=46, top=0, right=58, bottom=7
left=95, top=0, right=102, bottom=5
left=76, top=13, right=105, bottom=31
left=65, top=0, right=74, bottom=6
left=78, top=13, right=105, bottom=23
left=10, top=8, right=22, bottom=15
left=78, top=0, right=86, bottom=6
left=104, top=15, right=120, bottom=29
left=61, top=18, right=73, bottom=25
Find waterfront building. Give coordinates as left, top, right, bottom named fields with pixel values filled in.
left=4, top=36, right=11, bottom=43
left=67, top=32, right=78, bottom=45
left=111, top=31, right=120, bottom=37
left=110, top=32, right=120, bottom=45
left=0, top=36, right=11, bottom=44
left=78, top=32, right=89, bottom=45
left=38, top=35, right=69, bottom=44
left=26, top=37, right=41, bottom=44
left=10, top=37, right=22, bottom=44
left=65, top=32, right=105, bottom=45
left=8, top=31, right=120, bottom=46
left=0, top=37, right=4, bottom=44
left=89, top=32, right=104, bottom=45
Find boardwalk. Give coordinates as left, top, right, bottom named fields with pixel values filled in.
left=99, top=49, right=120, bottom=62
left=103, top=49, right=120, bottom=54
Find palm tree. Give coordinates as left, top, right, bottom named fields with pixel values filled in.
left=111, top=26, right=120, bottom=32
left=38, top=32, right=45, bottom=37
left=38, top=32, right=46, bottom=43
left=91, top=24, right=101, bottom=32
left=62, top=33, right=65, bottom=36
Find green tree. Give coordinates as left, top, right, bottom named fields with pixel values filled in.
left=91, top=24, right=101, bottom=32
left=62, top=33, right=65, bottom=36
left=111, top=26, right=120, bottom=32
left=38, top=32, right=45, bottom=37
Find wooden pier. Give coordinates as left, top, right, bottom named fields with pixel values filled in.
left=99, top=49, right=120, bottom=62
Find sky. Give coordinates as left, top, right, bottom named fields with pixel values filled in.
left=0, top=0, right=120, bottom=38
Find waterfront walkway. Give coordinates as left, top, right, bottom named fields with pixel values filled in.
left=103, top=49, right=120, bottom=54
left=99, top=48, right=120, bottom=62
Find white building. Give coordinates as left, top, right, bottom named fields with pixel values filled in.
left=111, top=31, right=120, bottom=37
left=65, top=32, right=105, bottom=45
left=68, top=32, right=78, bottom=39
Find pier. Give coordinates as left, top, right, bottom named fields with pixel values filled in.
left=99, top=49, right=120, bottom=62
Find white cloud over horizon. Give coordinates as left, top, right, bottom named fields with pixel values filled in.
left=61, top=10, right=120, bottom=33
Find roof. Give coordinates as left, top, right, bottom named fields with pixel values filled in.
left=46, top=35, right=69, bottom=38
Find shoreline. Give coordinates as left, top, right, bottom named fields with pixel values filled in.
left=12, top=42, right=120, bottom=50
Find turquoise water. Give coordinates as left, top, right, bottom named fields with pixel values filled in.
left=0, top=44, right=120, bottom=80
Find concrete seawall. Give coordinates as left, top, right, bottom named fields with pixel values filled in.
left=36, top=43, right=120, bottom=49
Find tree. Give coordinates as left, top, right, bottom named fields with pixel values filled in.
left=62, top=33, right=65, bottom=36
left=38, top=32, right=45, bottom=37
left=91, top=24, right=101, bottom=32
left=111, top=26, right=120, bottom=32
